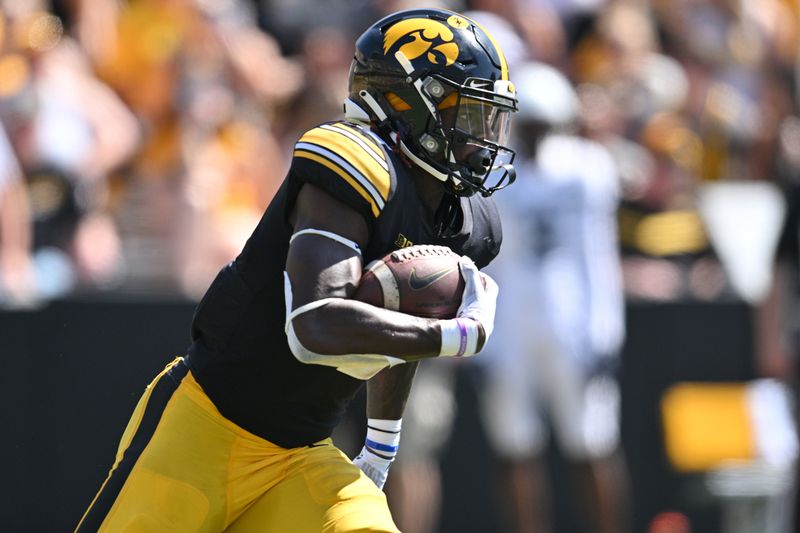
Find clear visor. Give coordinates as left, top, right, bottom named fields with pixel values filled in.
left=447, top=96, right=512, bottom=145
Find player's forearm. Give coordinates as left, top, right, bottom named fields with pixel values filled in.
left=290, top=298, right=442, bottom=361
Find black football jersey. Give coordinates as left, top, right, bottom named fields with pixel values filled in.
left=186, top=120, right=502, bottom=448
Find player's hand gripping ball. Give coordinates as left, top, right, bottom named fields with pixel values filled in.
left=353, top=245, right=465, bottom=318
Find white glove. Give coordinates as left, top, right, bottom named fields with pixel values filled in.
left=456, top=257, right=498, bottom=339
left=353, top=418, right=401, bottom=489
left=439, top=257, right=499, bottom=357
left=353, top=446, right=393, bottom=489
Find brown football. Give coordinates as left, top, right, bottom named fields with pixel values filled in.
left=353, top=245, right=465, bottom=319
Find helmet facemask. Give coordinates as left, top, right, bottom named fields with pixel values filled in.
left=365, top=68, right=518, bottom=197
left=428, top=76, right=517, bottom=197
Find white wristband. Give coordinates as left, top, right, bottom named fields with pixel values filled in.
left=365, top=418, right=402, bottom=459
left=439, top=318, right=479, bottom=357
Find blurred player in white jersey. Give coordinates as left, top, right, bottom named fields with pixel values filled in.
left=478, top=62, right=629, bottom=533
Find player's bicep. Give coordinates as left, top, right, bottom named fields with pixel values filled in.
left=286, top=183, right=370, bottom=309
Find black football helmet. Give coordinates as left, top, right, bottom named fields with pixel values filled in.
left=345, top=8, right=518, bottom=197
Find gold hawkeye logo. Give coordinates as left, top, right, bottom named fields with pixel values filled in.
left=383, top=18, right=461, bottom=66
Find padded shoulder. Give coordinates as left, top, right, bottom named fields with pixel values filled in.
left=292, top=121, right=394, bottom=218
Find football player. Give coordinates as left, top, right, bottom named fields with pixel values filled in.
left=77, top=8, right=517, bottom=532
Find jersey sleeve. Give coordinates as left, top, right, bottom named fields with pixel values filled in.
left=289, top=121, right=394, bottom=220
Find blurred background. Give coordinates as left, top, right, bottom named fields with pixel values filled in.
left=1, top=0, right=800, bottom=532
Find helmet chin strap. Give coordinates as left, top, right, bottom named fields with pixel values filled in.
left=398, top=141, right=450, bottom=183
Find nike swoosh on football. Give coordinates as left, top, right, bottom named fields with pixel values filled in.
left=408, top=266, right=458, bottom=291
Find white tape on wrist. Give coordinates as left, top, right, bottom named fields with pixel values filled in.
left=365, top=418, right=402, bottom=460
left=439, top=318, right=479, bottom=357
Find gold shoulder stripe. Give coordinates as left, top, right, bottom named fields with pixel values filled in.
left=294, top=139, right=386, bottom=211
left=320, top=124, right=387, bottom=171
left=294, top=149, right=381, bottom=217
left=299, top=127, right=391, bottom=201
left=336, top=122, right=385, bottom=154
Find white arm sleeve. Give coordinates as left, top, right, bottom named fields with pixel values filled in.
left=290, top=228, right=362, bottom=253
left=283, top=272, right=405, bottom=380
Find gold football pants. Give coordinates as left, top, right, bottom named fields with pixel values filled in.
left=76, top=358, right=400, bottom=533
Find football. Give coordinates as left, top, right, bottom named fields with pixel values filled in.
left=353, top=245, right=465, bottom=319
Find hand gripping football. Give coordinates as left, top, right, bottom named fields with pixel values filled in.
left=353, top=245, right=465, bottom=319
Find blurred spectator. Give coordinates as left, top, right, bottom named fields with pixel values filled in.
left=274, top=25, right=353, bottom=145
left=617, top=109, right=732, bottom=302
left=477, top=61, right=629, bottom=533
left=774, top=112, right=800, bottom=530
left=63, top=0, right=301, bottom=294
left=0, top=122, right=35, bottom=307
left=519, top=0, right=607, bottom=50
left=564, top=3, right=732, bottom=303
left=463, top=6, right=530, bottom=69
left=512, top=0, right=569, bottom=65
left=256, top=0, right=380, bottom=55
left=0, top=1, right=139, bottom=297
left=574, top=3, right=800, bottom=531
left=174, top=0, right=299, bottom=296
